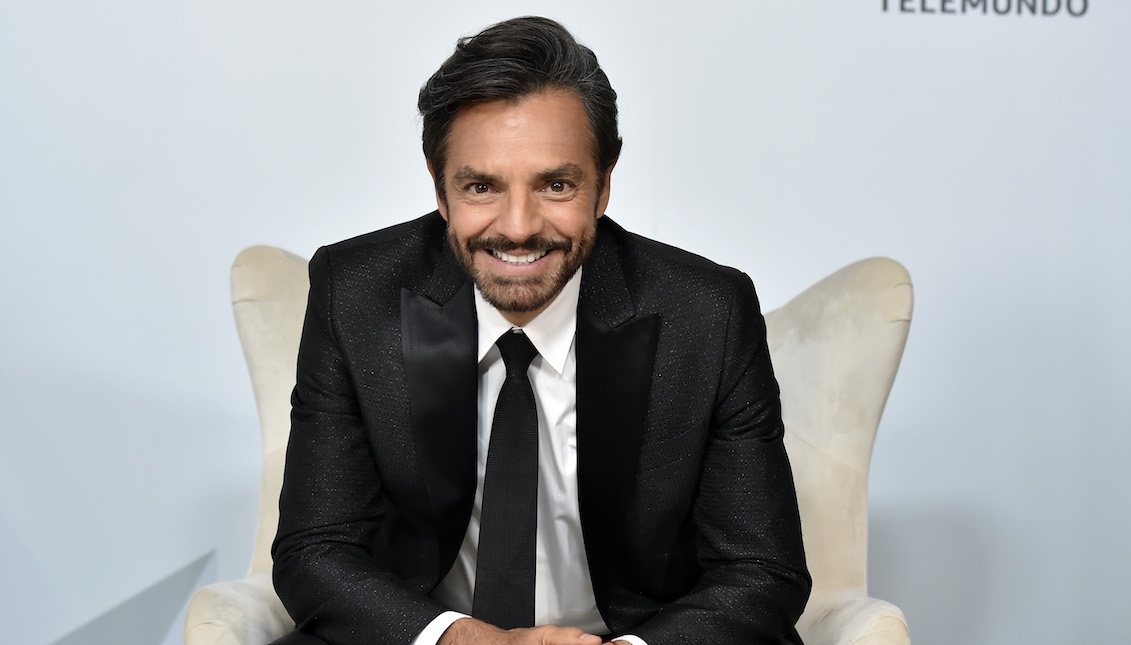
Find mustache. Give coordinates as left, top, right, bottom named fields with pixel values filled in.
left=466, top=235, right=573, bottom=254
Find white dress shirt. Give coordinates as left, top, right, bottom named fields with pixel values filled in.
left=413, top=270, right=645, bottom=645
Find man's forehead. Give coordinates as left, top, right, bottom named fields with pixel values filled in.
left=448, top=92, right=593, bottom=140
left=440, top=92, right=599, bottom=181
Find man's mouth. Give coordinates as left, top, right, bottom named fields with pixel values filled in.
left=487, top=249, right=551, bottom=265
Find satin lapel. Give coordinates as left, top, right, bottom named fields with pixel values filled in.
left=575, top=224, right=660, bottom=593
left=400, top=279, right=478, bottom=574
left=576, top=311, right=659, bottom=524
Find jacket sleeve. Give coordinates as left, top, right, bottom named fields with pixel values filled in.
left=271, top=247, right=448, bottom=644
left=631, top=272, right=811, bottom=645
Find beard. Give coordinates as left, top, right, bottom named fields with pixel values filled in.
left=448, top=227, right=596, bottom=315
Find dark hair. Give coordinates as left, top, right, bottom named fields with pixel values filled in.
left=418, top=16, right=622, bottom=200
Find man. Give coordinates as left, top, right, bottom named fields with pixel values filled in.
left=271, top=16, right=810, bottom=645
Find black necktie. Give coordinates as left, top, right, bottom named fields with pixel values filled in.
left=472, top=330, right=539, bottom=629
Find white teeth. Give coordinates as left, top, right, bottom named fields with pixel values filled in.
left=490, top=249, right=549, bottom=264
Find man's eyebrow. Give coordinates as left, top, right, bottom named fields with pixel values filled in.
left=450, top=167, right=501, bottom=185
left=535, top=163, right=587, bottom=184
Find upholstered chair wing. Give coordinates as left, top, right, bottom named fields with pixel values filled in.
left=184, top=249, right=913, bottom=645
left=185, top=246, right=308, bottom=645
left=768, top=258, right=913, bottom=645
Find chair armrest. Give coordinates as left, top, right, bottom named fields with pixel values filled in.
left=184, top=573, right=293, bottom=645
left=797, top=590, right=910, bottom=645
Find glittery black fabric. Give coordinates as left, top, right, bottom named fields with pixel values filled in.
left=272, top=212, right=810, bottom=644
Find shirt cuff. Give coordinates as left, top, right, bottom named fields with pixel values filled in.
left=411, top=611, right=469, bottom=645
left=613, top=634, right=648, bottom=645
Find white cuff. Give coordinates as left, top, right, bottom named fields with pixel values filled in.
left=410, top=611, right=469, bottom=645
left=613, top=634, right=648, bottom=645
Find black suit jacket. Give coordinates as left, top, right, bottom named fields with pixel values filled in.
left=272, top=212, right=810, bottom=645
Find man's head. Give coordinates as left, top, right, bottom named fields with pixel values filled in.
left=419, top=17, right=622, bottom=326
left=419, top=16, right=622, bottom=202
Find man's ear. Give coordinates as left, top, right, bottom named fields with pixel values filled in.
left=595, top=158, right=618, bottom=219
left=426, top=159, right=448, bottom=220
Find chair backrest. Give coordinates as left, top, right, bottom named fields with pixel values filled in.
left=230, top=248, right=912, bottom=593
left=231, top=246, right=310, bottom=576
left=765, top=257, right=912, bottom=596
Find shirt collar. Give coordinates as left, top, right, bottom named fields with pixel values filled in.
left=475, top=268, right=581, bottom=376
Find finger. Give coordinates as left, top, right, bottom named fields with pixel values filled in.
left=533, top=626, right=602, bottom=645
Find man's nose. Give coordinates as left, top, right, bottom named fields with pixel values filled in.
left=495, top=192, right=542, bottom=245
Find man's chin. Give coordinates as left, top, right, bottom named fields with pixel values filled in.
left=474, top=277, right=559, bottom=315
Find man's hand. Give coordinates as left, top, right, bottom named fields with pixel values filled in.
left=438, top=617, right=602, bottom=645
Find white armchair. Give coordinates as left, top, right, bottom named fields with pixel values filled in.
left=185, top=248, right=912, bottom=645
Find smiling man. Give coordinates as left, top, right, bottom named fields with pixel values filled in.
left=270, top=16, right=810, bottom=645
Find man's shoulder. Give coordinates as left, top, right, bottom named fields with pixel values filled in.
left=320, top=211, right=447, bottom=264
left=599, top=217, right=750, bottom=298
left=309, top=211, right=464, bottom=307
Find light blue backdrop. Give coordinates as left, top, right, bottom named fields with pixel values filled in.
left=1, top=2, right=1127, bottom=644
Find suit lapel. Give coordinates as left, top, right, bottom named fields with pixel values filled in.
left=400, top=247, right=478, bottom=576
left=576, top=223, right=660, bottom=590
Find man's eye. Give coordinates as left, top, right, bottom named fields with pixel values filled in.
left=549, top=181, right=568, bottom=193
left=472, top=183, right=490, bottom=194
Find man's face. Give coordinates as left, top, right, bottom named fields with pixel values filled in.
left=431, top=90, right=612, bottom=327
